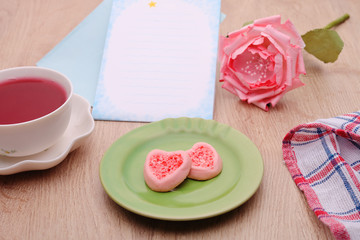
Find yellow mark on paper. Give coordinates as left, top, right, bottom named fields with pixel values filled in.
left=148, top=1, right=156, bottom=7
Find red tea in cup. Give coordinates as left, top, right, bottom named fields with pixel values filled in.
left=0, top=66, right=73, bottom=157
left=0, top=77, right=67, bottom=125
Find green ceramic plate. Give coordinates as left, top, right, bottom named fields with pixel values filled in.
left=100, top=117, right=263, bottom=221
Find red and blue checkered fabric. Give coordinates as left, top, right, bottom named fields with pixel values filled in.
left=283, top=112, right=360, bottom=240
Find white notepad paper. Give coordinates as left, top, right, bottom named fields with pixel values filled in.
left=92, top=0, right=221, bottom=122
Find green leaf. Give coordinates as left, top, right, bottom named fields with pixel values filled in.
left=302, top=28, right=344, bottom=63
left=242, top=20, right=253, bottom=27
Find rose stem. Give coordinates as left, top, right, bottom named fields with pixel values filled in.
left=324, top=13, right=350, bottom=29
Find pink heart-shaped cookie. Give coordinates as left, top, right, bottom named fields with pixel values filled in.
left=187, top=142, right=222, bottom=180
left=144, top=149, right=191, bottom=192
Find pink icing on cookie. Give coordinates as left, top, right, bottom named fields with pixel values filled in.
left=144, top=149, right=191, bottom=192
left=187, top=142, right=222, bottom=180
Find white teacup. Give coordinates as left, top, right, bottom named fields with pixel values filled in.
left=0, top=66, right=73, bottom=157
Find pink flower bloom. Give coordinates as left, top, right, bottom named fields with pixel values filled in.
left=219, top=15, right=306, bottom=111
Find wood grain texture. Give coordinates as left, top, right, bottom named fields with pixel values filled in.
left=0, top=0, right=359, bottom=239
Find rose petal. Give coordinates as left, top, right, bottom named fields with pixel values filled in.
left=283, top=57, right=305, bottom=89
left=290, top=77, right=305, bottom=89
left=268, top=91, right=286, bottom=106
left=247, top=80, right=289, bottom=102
left=297, top=49, right=306, bottom=74
left=278, top=20, right=305, bottom=48
left=267, top=56, right=275, bottom=72
left=230, top=40, right=255, bottom=59
left=247, top=87, right=278, bottom=103
left=248, top=45, right=272, bottom=59
left=273, top=54, right=284, bottom=85
left=252, top=37, right=265, bottom=45
left=262, top=25, right=291, bottom=52
left=223, top=74, right=249, bottom=94
left=219, top=54, right=229, bottom=78
left=222, top=81, right=238, bottom=96
left=227, top=58, right=251, bottom=88
left=229, top=27, right=266, bottom=58
left=287, top=47, right=305, bottom=79
left=225, top=26, right=265, bottom=56
left=261, top=32, right=286, bottom=56
left=233, top=88, right=251, bottom=101
left=267, top=44, right=279, bottom=55
left=227, top=26, right=251, bottom=39
left=246, top=90, right=269, bottom=103
left=285, top=55, right=292, bottom=86
left=250, top=99, right=269, bottom=111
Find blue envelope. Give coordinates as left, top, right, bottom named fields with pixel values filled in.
left=37, top=0, right=113, bottom=105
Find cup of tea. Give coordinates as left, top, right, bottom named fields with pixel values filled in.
left=0, top=66, right=73, bottom=157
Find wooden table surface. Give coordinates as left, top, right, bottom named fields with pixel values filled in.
left=1, top=0, right=359, bottom=239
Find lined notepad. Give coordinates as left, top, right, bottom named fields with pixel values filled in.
left=92, top=0, right=221, bottom=122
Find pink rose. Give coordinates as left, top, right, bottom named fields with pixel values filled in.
left=219, top=15, right=306, bottom=111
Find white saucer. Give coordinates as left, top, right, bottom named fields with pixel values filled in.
left=0, top=94, right=95, bottom=175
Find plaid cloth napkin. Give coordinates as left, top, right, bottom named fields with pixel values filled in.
left=283, top=111, right=360, bottom=240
